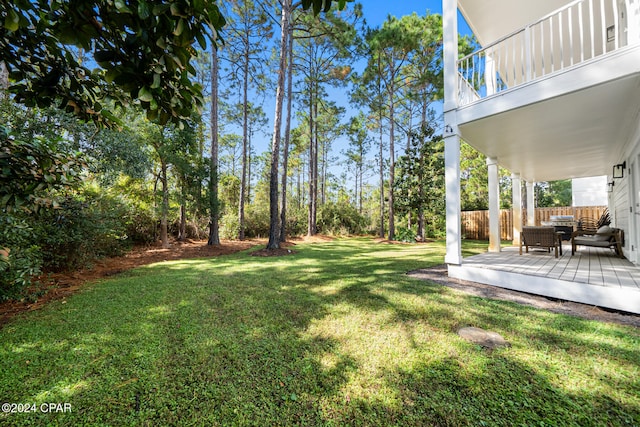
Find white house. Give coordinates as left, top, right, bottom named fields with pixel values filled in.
left=442, top=0, right=640, bottom=312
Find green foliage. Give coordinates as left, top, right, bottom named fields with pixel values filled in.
left=87, top=126, right=152, bottom=184
left=0, top=212, right=42, bottom=301
left=395, top=226, right=417, bottom=243
left=33, top=188, right=129, bottom=272
left=394, top=124, right=445, bottom=239
left=219, top=214, right=240, bottom=240
left=110, top=176, right=157, bottom=244
left=460, top=142, right=513, bottom=211
left=219, top=202, right=272, bottom=239
left=245, top=203, right=271, bottom=238
left=0, top=126, right=84, bottom=212
left=301, top=0, right=351, bottom=15
left=283, top=204, right=308, bottom=237
left=0, top=0, right=226, bottom=126
left=218, top=174, right=241, bottom=216
left=317, top=200, right=367, bottom=235
left=536, top=180, right=573, bottom=207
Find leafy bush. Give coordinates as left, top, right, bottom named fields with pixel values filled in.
left=219, top=213, right=240, bottom=240
left=124, top=208, right=157, bottom=244
left=317, top=201, right=367, bottom=235
left=0, top=213, right=42, bottom=301
left=33, top=189, right=129, bottom=272
left=396, top=227, right=417, bottom=243
left=244, top=204, right=270, bottom=238
left=283, top=205, right=307, bottom=237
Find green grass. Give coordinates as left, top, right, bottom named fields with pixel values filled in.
left=0, top=238, right=638, bottom=426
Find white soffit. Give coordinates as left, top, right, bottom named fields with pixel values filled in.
left=458, top=74, right=640, bottom=182
left=458, top=0, right=569, bottom=46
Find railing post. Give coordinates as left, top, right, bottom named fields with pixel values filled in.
left=524, top=26, right=532, bottom=83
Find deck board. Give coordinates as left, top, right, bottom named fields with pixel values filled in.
left=449, top=244, right=640, bottom=313
left=461, top=244, right=638, bottom=290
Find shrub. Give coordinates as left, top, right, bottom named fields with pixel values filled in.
left=244, top=204, right=270, bottom=238
left=317, top=201, right=368, bottom=236
left=124, top=208, right=157, bottom=244
left=396, top=227, right=417, bottom=243
left=34, top=189, right=129, bottom=272
left=219, top=213, right=240, bottom=240
left=0, top=213, right=42, bottom=301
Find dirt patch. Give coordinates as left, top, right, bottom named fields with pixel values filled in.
left=0, top=238, right=264, bottom=327
left=250, top=248, right=297, bottom=257
left=250, top=241, right=297, bottom=257
left=409, top=265, right=640, bottom=328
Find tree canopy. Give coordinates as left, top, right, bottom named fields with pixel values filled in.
left=1, top=0, right=226, bottom=125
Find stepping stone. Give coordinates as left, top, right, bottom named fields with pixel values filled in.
left=458, top=327, right=510, bottom=349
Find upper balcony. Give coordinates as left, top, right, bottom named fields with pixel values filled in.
left=457, top=0, right=640, bottom=106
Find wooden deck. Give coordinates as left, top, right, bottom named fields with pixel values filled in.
left=448, top=244, right=640, bottom=314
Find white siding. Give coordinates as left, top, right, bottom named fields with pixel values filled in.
left=612, top=173, right=630, bottom=250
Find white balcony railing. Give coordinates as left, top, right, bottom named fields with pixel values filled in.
left=457, top=0, right=639, bottom=106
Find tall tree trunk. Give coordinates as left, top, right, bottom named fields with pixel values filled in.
left=179, top=204, right=186, bottom=241
left=388, top=84, right=396, bottom=241
left=312, top=91, right=319, bottom=233
left=358, top=163, right=362, bottom=214
left=208, top=47, right=221, bottom=246
left=0, top=62, right=8, bottom=97
left=267, top=0, right=290, bottom=249
left=307, top=79, right=316, bottom=236
left=178, top=180, right=187, bottom=241
left=239, top=50, right=250, bottom=240
left=160, top=159, right=169, bottom=249
left=247, top=136, right=252, bottom=203
left=297, top=163, right=302, bottom=210
left=378, top=111, right=385, bottom=238
left=320, top=123, right=328, bottom=205
left=280, top=24, right=294, bottom=243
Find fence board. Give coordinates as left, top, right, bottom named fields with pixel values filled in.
left=461, top=206, right=607, bottom=241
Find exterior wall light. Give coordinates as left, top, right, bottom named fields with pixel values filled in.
left=607, top=181, right=615, bottom=192
left=613, top=161, right=626, bottom=179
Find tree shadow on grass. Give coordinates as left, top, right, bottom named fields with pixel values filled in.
left=332, top=353, right=639, bottom=426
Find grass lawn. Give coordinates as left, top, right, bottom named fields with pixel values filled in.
left=0, top=238, right=638, bottom=426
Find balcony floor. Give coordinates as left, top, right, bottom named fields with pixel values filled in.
left=448, top=244, right=640, bottom=314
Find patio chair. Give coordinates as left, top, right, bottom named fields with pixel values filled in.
left=520, top=226, right=560, bottom=258
left=577, top=208, right=611, bottom=235
left=571, top=226, right=624, bottom=258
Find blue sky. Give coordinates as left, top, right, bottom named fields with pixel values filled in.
left=362, top=0, right=444, bottom=27
left=361, top=1, right=471, bottom=34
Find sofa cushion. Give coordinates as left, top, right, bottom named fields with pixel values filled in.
left=594, top=225, right=612, bottom=241
left=573, top=237, right=611, bottom=247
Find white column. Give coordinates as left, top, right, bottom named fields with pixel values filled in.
left=526, top=181, right=536, bottom=225
left=443, top=0, right=461, bottom=265
left=445, top=124, right=462, bottom=265
left=512, top=174, right=522, bottom=246
left=485, top=53, right=497, bottom=96
left=443, top=0, right=458, bottom=112
left=487, top=157, right=501, bottom=252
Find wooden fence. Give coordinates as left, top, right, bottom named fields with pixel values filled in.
left=461, top=206, right=607, bottom=241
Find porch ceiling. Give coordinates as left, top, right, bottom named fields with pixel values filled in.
left=458, top=73, right=640, bottom=182
left=457, top=0, right=568, bottom=46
